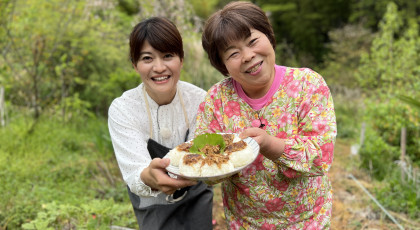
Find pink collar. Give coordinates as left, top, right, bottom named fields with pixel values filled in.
left=233, top=65, right=285, bottom=110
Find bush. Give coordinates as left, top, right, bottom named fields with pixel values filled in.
left=0, top=111, right=135, bottom=229
left=375, top=172, right=420, bottom=219
left=358, top=126, right=398, bottom=180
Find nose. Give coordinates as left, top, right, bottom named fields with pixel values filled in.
left=153, top=58, right=166, bottom=73
left=242, top=47, right=255, bottom=63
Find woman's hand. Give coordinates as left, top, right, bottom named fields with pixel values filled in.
left=239, top=127, right=285, bottom=161
left=141, top=158, right=197, bottom=195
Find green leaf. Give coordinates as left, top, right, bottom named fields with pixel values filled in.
left=396, top=94, right=420, bottom=111
left=189, top=133, right=226, bottom=154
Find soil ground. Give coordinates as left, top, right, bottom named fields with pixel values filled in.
left=211, top=140, right=420, bottom=230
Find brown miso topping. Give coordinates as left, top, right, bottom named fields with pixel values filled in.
left=177, top=142, right=192, bottom=152
left=224, top=140, right=247, bottom=154
left=202, top=154, right=230, bottom=168
left=222, top=134, right=235, bottom=146
left=182, top=154, right=204, bottom=165
left=199, top=144, right=221, bottom=155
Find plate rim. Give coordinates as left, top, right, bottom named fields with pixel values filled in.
left=164, top=133, right=260, bottom=181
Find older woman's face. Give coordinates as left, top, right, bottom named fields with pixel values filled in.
left=222, top=29, right=275, bottom=99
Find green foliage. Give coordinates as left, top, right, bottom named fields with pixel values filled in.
left=350, top=0, right=420, bottom=31
left=322, top=24, right=373, bottom=88
left=187, top=0, right=219, bottom=19
left=189, top=133, right=226, bottom=154
left=0, top=110, right=135, bottom=229
left=333, top=95, right=362, bottom=140
left=360, top=99, right=420, bottom=165
left=256, top=0, right=351, bottom=66
left=396, top=95, right=420, bottom=112
left=0, top=0, right=134, bottom=118
left=21, top=200, right=134, bottom=230
left=358, top=125, right=398, bottom=180
left=357, top=2, right=420, bottom=97
left=356, top=2, right=420, bottom=173
left=375, top=173, right=420, bottom=219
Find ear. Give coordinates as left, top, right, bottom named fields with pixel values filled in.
left=132, top=63, right=140, bottom=74
left=179, top=57, right=184, bottom=68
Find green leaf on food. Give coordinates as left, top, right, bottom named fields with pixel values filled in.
left=189, top=133, right=226, bottom=154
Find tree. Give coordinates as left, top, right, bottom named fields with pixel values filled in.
left=0, top=0, right=133, bottom=120
left=254, top=0, right=351, bottom=67
left=357, top=2, right=420, bottom=98
left=322, top=23, right=373, bottom=89
left=356, top=2, right=420, bottom=170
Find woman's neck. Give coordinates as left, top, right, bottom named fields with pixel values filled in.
left=146, top=88, right=177, bottom=106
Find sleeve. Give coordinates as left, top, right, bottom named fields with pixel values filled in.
left=195, top=86, right=229, bottom=185
left=195, top=86, right=224, bottom=136
left=108, top=99, right=161, bottom=197
left=274, top=69, right=337, bottom=178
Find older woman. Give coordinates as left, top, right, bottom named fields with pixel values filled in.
left=198, top=1, right=337, bottom=229
left=108, top=17, right=212, bottom=230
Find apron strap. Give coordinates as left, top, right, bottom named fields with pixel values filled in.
left=142, top=86, right=154, bottom=139
left=178, top=89, right=189, bottom=127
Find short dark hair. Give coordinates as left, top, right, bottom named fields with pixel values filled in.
left=202, top=1, right=276, bottom=76
left=129, top=17, right=184, bottom=64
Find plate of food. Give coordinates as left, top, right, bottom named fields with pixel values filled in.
left=164, top=133, right=260, bottom=181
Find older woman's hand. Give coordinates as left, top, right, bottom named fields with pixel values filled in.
left=240, top=128, right=285, bottom=161
left=141, top=158, right=197, bottom=195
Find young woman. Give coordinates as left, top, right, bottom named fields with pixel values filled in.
left=108, top=17, right=213, bottom=230
left=198, top=2, right=337, bottom=229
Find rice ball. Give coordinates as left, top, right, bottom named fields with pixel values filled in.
left=222, top=133, right=242, bottom=146
left=179, top=154, right=203, bottom=177
left=167, top=142, right=192, bottom=167
left=224, top=140, right=254, bottom=167
left=200, top=154, right=234, bottom=177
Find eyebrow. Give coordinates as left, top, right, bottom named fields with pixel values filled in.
left=223, top=31, right=257, bottom=53
left=223, top=45, right=236, bottom=53
left=139, top=51, right=152, bottom=56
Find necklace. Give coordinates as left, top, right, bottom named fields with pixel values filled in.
left=251, top=107, right=266, bottom=129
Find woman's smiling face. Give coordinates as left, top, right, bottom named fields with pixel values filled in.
left=134, top=40, right=182, bottom=104
left=222, top=29, right=276, bottom=99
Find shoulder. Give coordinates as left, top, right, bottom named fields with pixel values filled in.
left=286, top=67, right=324, bottom=81
left=178, top=81, right=207, bottom=108
left=206, top=78, right=234, bottom=97
left=108, top=84, right=143, bottom=117
left=178, top=81, right=206, bottom=98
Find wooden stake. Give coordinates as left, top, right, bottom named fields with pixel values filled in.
left=360, top=122, right=366, bottom=147
left=0, top=86, right=5, bottom=127
left=400, top=127, right=406, bottom=182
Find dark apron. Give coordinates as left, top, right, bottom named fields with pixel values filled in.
left=127, top=133, right=213, bottom=230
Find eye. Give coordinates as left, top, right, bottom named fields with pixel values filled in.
left=229, top=52, right=239, bottom=58
left=249, top=38, right=258, bottom=46
left=140, top=55, right=153, bottom=62
left=164, top=53, right=175, bottom=59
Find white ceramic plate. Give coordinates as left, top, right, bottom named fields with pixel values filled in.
left=164, top=133, right=260, bottom=181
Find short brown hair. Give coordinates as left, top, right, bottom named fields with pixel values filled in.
left=202, top=1, right=276, bottom=76
left=129, top=17, right=184, bottom=64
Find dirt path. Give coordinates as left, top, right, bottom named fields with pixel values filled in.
left=211, top=140, right=420, bottom=230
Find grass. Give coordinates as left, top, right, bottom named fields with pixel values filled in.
left=0, top=113, right=136, bottom=229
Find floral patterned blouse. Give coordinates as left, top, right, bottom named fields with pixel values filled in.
left=195, top=67, right=337, bottom=229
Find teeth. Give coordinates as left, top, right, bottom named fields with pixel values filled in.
left=154, top=76, right=169, bottom=81
left=247, top=63, right=261, bottom=73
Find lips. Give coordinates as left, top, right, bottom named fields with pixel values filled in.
left=245, top=61, right=263, bottom=74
